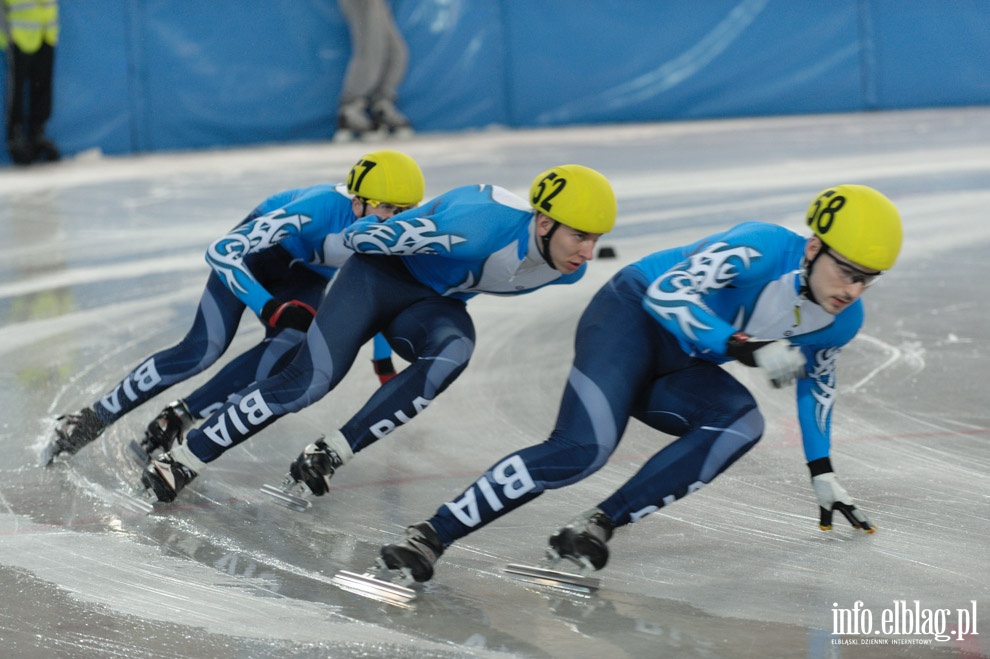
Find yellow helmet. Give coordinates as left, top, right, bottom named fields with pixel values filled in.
left=805, top=184, right=902, bottom=271
left=529, top=164, right=617, bottom=234
left=347, top=150, right=425, bottom=207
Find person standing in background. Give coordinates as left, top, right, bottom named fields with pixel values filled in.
left=1, top=0, right=59, bottom=165
left=335, top=0, right=412, bottom=141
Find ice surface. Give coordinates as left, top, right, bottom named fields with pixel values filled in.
left=1, top=108, right=987, bottom=658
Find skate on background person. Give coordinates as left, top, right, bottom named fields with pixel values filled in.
left=333, top=0, right=413, bottom=142
left=45, top=150, right=425, bottom=466
left=141, top=164, right=617, bottom=503
left=379, top=184, right=902, bottom=582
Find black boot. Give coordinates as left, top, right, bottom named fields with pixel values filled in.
left=379, top=522, right=445, bottom=582
left=547, top=508, right=614, bottom=571
left=31, top=130, right=60, bottom=162
left=137, top=400, right=194, bottom=460
left=7, top=126, right=35, bottom=165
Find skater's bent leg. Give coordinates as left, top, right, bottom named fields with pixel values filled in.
left=182, top=328, right=306, bottom=419
left=342, top=297, right=475, bottom=451
left=183, top=295, right=373, bottom=463
left=426, top=271, right=664, bottom=547
left=599, top=366, right=764, bottom=526
left=426, top=364, right=635, bottom=546
left=181, top=255, right=411, bottom=464
left=91, top=274, right=244, bottom=425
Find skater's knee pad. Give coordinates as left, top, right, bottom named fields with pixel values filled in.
left=535, top=436, right=608, bottom=490
left=721, top=403, right=764, bottom=448
left=421, top=335, right=474, bottom=398
left=737, top=404, right=764, bottom=442
left=159, top=335, right=224, bottom=380
left=697, top=406, right=764, bottom=482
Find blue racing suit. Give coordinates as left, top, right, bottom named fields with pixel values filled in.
left=429, top=222, right=861, bottom=544
left=183, top=184, right=585, bottom=462
left=90, top=184, right=388, bottom=424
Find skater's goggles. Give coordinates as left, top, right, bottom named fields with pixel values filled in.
left=361, top=198, right=417, bottom=215
left=822, top=248, right=882, bottom=287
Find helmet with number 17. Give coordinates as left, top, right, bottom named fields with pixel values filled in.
left=529, top=164, right=617, bottom=234
left=347, top=150, right=425, bottom=207
left=805, top=184, right=902, bottom=271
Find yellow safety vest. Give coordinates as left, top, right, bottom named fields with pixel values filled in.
left=2, top=0, right=58, bottom=53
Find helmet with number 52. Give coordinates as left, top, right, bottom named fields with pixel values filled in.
left=528, top=164, right=617, bottom=273
left=529, top=164, right=617, bottom=234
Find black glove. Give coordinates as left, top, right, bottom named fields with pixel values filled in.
left=726, top=332, right=806, bottom=388
left=372, top=357, right=397, bottom=385
left=808, top=457, right=875, bottom=533
left=261, top=299, right=317, bottom=331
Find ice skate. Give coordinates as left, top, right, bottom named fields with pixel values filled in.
left=259, top=472, right=312, bottom=512
left=378, top=522, right=444, bottom=584
left=131, top=400, right=194, bottom=463
left=503, top=562, right=601, bottom=594
left=333, top=98, right=381, bottom=143
left=288, top=433, right=351, bottom=495
left=371, top=99, right=413, bottom=139
left=141, top=442, right=204, bottom=503
left=330, top=569, right=417, bottom=608
left=501, top=509, right=612, bottom=594
left=32, top=133, right=60, bottom=162
left=42, top=407, right=107, bottom=465
left=546, top=508, right=614, bottom=572
left=262, top=432, right=352, bottom=510
left=328, top=521, right=442, bottom=606
left=7, top=126, right=34, bottom=165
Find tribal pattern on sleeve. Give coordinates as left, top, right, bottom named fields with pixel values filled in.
left=207, top=212, right=311, bottom=295
left=344, top=217, right=467, bottom=255
left=644, top=242, right=761, bottom=340
left=808, top=346, right=839, bottom=434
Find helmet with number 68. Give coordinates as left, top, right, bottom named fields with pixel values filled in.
left=805, top=185, right=902, bottom=271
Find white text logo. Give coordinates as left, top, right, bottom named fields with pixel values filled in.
left=202, top=390, right=274, bottom=446
left=445, top=455, right=536, bottom=526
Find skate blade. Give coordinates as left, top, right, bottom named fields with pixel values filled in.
left=128, top=440, right=153, bottom=465
left=110, top=488, right=156, bottom=515
left=330, top=570, right=417, bottom=608
left=504, top=563, right=600, bottom=594
left=332, top=128, right=386, bottom=144
left=259, top=483, right=311, bottom=512
left=389, top=126, right=415, bottom=140
left=39, top=441, right=60, bottom=467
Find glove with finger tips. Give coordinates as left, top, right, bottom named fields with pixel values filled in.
left=808, top=457, right=875, bottom=533
left=261, top=299, right=317, bottom=332
left=726, top=332, right=806, bottom=388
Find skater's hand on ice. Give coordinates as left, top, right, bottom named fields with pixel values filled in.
left=262, top=299, right=317, bottom=331
left=726, top=333, right=806, bottom=388
left=808, top=458, right=874, bottom=533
